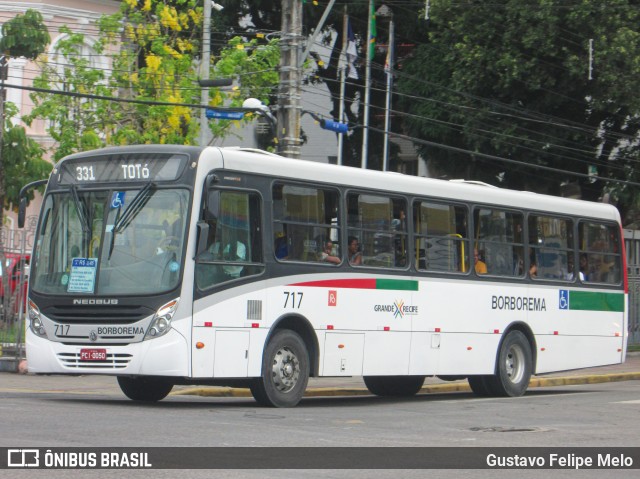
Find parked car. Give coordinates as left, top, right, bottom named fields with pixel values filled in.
left=0, top=253, right=30, bottom=315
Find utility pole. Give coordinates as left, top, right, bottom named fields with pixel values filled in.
left=278, top=0, right=303, bottom=159
left=199, top=1, right=212, bottom=147
left=199, top=1, right=224, bottom=147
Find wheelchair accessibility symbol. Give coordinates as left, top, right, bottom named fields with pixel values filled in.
left=110, top=191, right=126, bottom=209
left=559, top=290, right=569, bottom=310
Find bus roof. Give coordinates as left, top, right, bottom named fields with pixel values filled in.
left=216, top=147, right=620, bottom=223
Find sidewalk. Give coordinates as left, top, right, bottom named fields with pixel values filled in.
left=2, top=353, right=637, bottom=399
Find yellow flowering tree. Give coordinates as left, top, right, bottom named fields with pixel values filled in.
left=27, top=0, right=280, bottom=151
left=102, top=0, right=203, bottom=144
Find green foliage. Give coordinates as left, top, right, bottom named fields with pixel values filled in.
left=23, top=26, right=113, bottom=161
left=0, top=9, right=50, bottom=59
left=397, top=0, right=640, bottom=219
left=206, top=36, right=280, bottom=140
left=0, top=9, right=49, bottom=225
left=1, top=126, right=51, bottom=207
left=25, top=0, right=281, bottom=152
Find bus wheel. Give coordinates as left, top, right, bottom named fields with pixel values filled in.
left=117, top=376, right=173, bottom=402
left=250, top=330, right=309, bottom=408
left=467, top=376, right=494, bottom=396
left=485, top=330, right=532, bottom=397
left=363, top=376, right=425, bottom=397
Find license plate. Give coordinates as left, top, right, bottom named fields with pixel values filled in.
left=80, top=348, right=107, bottom=361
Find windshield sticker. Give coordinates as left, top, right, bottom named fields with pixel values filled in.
left=67, top=258, right=98, bottom=293
left=110, top=191, right=126, bottom=209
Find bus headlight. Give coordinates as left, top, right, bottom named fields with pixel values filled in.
left=28, top=299, right=48, bottom=338
left=145, top=298, right=179, bottom=340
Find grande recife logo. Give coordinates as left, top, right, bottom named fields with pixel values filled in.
left=374, top=299, right=418, bottom=318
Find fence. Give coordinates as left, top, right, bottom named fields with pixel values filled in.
left=0, top=218, right=37, bottom=372
left=625, top=229, right=640, bottom=346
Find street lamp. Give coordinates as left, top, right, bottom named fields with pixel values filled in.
left=242, top=98, right=277, bottom=137
left=199, top=1, right=224, bottom=147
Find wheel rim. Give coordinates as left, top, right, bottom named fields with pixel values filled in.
left=504, top=344, right=525, bottom=384
left=271, top=346, right=300, bottom=393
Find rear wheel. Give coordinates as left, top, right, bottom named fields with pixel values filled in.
left=467, top=375, right=494, bottom=396
left=117, top=376, right=173, bottom=402
left=250, top=330, right=309, bottom=408
left=363, top=376, right=425, bottom=397
left=484, top=330, right=532, bottom=397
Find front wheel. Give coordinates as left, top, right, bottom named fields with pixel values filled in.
left=250, top=330, right=310, bottom=408
left=364, top=376, right=425, bottom=397
left=484, top=330, right=532, bottom=397
left=117, top=376, right=173, bottom=402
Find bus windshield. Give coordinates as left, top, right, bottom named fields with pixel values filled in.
left=31, top=187, right=190, bottom=296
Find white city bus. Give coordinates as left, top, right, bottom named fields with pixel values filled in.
left=20, top=145, right=628, bottom=407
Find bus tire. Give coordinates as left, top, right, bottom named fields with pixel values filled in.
left=467, top=375, right=494, bottom=396
left=250, top=330, right=309, bottom=408
left=485, top=330, right=532, bottom=397
left=117, top=376, right=173, bottom=402
left=363, top=376, right=425, bottom=397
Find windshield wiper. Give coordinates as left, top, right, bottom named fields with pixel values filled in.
left=70, top=185, right=90, bottom=234
left=108, top=182, right=156, bottom=259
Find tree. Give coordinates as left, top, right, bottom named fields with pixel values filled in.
left=396, top=0, right=640, bottom=221
left=0, top=9, right=50, bottom=319
left=25, top=0, right=280, bottom=152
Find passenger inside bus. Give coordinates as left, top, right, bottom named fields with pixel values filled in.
left=348, top=236, right=362, bottom=265
left=529, top=249, right=538, bottom=278
left=274, top=232, right=289, bottom=260
left=474, top=248, right=487, bottom=274
left=579, top=254, right=589, bottom=281
left=210, top=240, right=246, bottom=278
left=319, top=240, right=340, bottom=264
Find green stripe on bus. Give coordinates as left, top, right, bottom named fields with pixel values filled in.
left=375, top=279, right=419, bottom=291
left=569, top=291, right=625, bottom=312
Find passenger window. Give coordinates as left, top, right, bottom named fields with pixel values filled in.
left=272, top=184, right=341, bottom=264
left=414, top=201, right=469, bottom=273
left=195, top=190, right=264, bottom=289
left=347, top=193, right=407, bottom=268
left=578, top=222, right=621, bottom=284
left=474, top=208, right=524, bottom=277
left=528, top=215, right=574, bottom=281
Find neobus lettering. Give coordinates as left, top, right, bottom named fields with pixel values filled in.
left=492, top=295, right=546, bottom=311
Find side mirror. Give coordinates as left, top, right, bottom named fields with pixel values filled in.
left=18, top=197, right=27, bottom=228
left=18, top=178, right=49, bottom=228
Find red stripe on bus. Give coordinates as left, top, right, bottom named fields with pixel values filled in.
left=289, top=278, right=378, bottom=289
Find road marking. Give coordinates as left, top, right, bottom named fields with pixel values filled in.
left=612, top=399, right=640, bottom=404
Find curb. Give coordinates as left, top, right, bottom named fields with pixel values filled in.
left=171, top=372, right=640, bottom=398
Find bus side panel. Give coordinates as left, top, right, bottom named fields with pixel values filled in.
left=534, top=335, right=625, bottom=374
left=414, top=279, right=521, bottom=376
left=362, top=331, right=411, bottom=375
left=408, top=332, right=440, bottom=375
left=528, top=286, right=626, bottom=373
left=435, top=333, right=501, bottom=376
left=192, top=286, right=268, bottom=378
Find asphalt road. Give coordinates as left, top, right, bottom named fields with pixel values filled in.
left=1, top=354, right=638, bottom=478
left=1, top=376, right=639, bottom=478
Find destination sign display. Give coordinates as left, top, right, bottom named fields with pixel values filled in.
left=58, top=154, right=189, bottom=184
